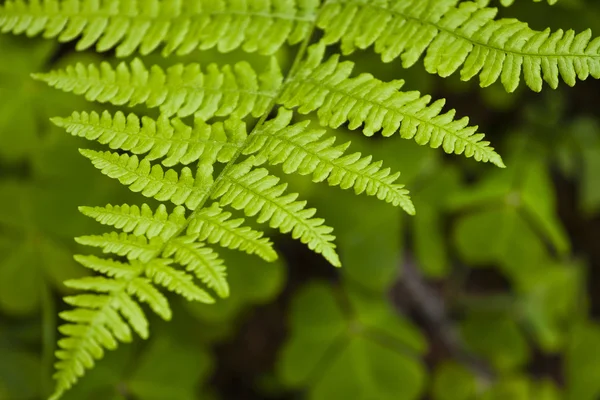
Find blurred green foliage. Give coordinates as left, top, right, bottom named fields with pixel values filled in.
left=2, top=1, right=600, bottom=400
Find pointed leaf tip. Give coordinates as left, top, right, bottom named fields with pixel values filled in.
left=50, top=117, right=66, bottom=127
left=491, top=153, right=506, bottom=168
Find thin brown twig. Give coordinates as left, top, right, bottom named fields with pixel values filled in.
left=395, top=254, right=495, bottom=387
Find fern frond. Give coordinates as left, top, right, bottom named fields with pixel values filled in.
left=0, top=0, right=319, bottom=57
left=214, top=158, right=341, bottom=267
left=52, top=111, right=248, bottom=166
left=144, top=258, right=215, bottom=303
left=244, top=108, right=415, bottom=214
left=282, top=44, right=504, bottom=167
left=318, top=0, right=599, bottom=91
left=34, top=57, right=282, bottom=118
left=188, top=202, right=278, bottom=262
left=80, top=149, right=211, bottom=210
left=75, top=232, right=163, bottom=263
left=79, top=204, right=186, bottom=241
left=164, top=237, right=229, bottom=298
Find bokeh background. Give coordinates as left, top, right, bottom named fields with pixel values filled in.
left=1, top=0, right=600, bottom=399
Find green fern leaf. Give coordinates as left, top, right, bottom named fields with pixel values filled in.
left=214, top=158, right=341, bottom=267
left=144, top=258, right=215, bottom=303
left=188, top=202, right=278, bottom=262
left=79, top=204, right=186, bottom=242
left=319, top=0, right=599, bottom=91
left=34, top=57, right=282, bottom=118
left=64, top=276, right=126, bottom=294
left=164, top=237, right=229, bottom=298
left=52, top=110, right=248, bottom=166
left=245, top=108, right=415, bottom=214
left=75, top=232, right=163, bottom=262
left=80, top=149, right=211, bottom=210
left=0, top=0, right=319, bottom=57
left=282, top=44, right=504, bottom=167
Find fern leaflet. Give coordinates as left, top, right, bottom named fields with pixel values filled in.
left=0, top=0, right=319, bottom=56
left=144, top=258, right=214, bottom=303
left=79, top=204, right=186, bottom=241
left=244, top=108, right=415, bottom=214
left=213, top=157, right=341, bottom=267
left=75, top=232, right=163, bottom=263
left=282, top=44, right=504, bottom=167
left=164, top=236, right=229, bottom=298
left=187, top=202, right=278, bottom=262
left=52, top=111, right=248, bottom=166
left=35, top=57, right=282, bottom=118
left=80, top=149, right=212, bottom=209
left=318, top=0, right=599, bottom=91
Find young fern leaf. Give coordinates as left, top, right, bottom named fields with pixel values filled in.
left=34, top=57, right=282, bottom=119
left=319, top=0, right=599, bottom=91
left=0, top=0, right=319, bottom=56
left=244, top=108, right=415, bottom=214
left=282, top=44, right=504, bottom=167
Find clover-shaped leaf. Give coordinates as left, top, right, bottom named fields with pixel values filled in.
left=278, top=282, right=427, bottom=400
